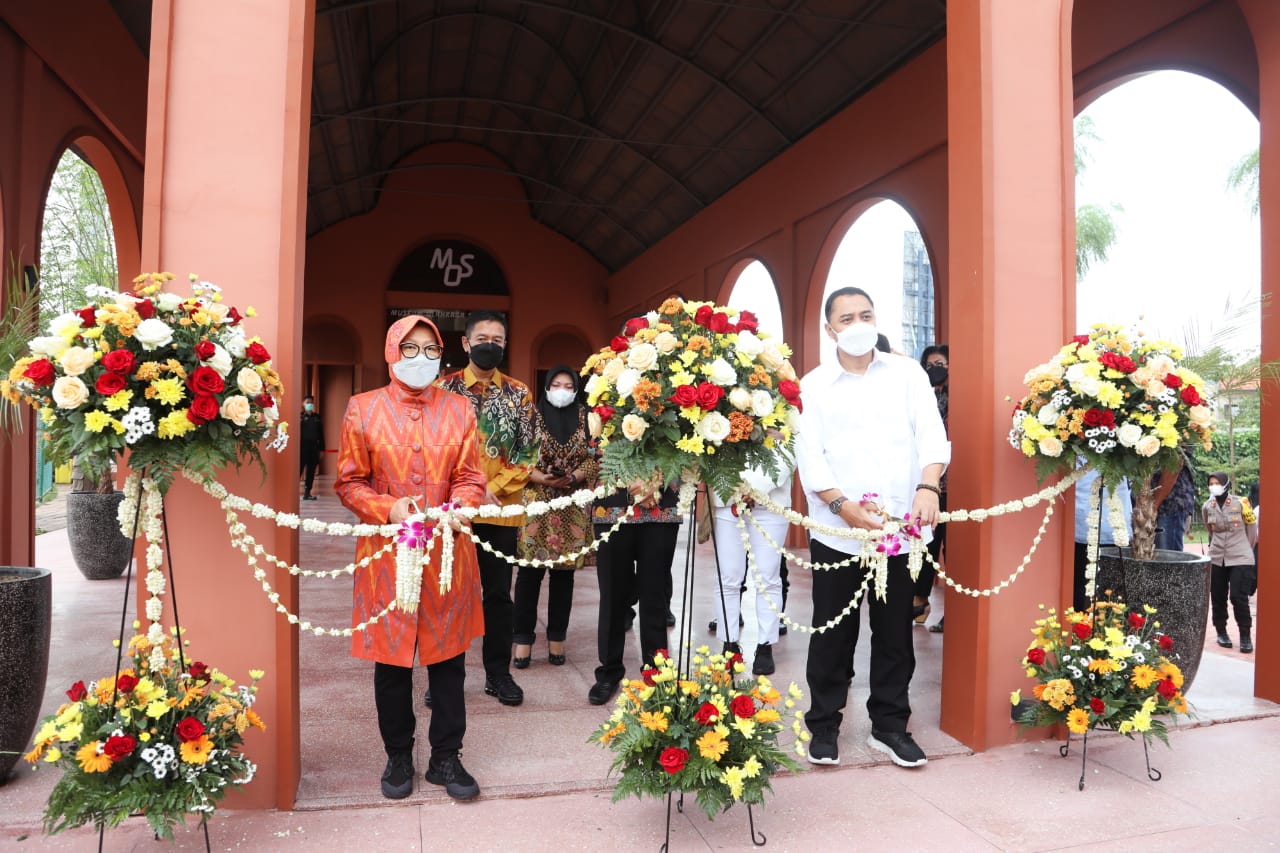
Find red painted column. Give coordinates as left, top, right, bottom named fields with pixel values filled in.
left=139, top=0, right=314, bottom=808
left=943, top=0, right=1076, bottom=749
left=1237, top=0, right=1279, bottom=703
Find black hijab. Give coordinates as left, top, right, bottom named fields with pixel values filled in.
left=539, top=365, right=582, bottom=443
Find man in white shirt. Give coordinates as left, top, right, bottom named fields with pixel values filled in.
left=796, top=286, right=950, bottom=769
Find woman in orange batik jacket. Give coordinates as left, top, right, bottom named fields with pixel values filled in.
left=336, top=314, right=487, bottom=802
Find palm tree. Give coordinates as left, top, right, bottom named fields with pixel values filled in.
left=1227, top=147, right=1260, bottom=217
left=1075, top=115, right=1121, bottom=279
left=0, top=261, right=40, bottom=437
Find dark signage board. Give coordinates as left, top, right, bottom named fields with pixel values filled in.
left=388, top=241, right=509, bottom=295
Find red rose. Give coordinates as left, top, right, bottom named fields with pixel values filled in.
left=623, top=317, right=649, bottom=336
left=95, top=372, right=128, bottom=396
left=1156, top=678, right=1178, bottom=699
left=103, top=734, right=137, bottom=761
left=658, top=746, right=689, bottom=775
left=1099, top=409, right=1116, bottom=429
left=670, top=384, right=699, bottom=408
left=226, top=306, right=242, bottom=325
left=730, top=694, right=756, bottom=718
left=1163, top=373, right=1182, bottom=389
left=779, top=380, right=801, bottom=403
left=135, top=299, right=156, bottom=320
left=1180, top=385, right=1202, bottom=406
left=195, top=340, right=216, bottom=361
left=187, top=393, right=220, bottom=425
left=1158, top=634, right=1174, bottom=651
left=75, top=306, right=97, bottom=328
left=1071, top=334, right=1091, bottom=348
left=1082, top=408, right=1104, bottom=428
left=1026, top=647, right=1046, bottom=665
left=1072, top=622, right=1092, bottom=640
left=708, top=312, right=732, bottom=334
left=641, top=667, right=660, bottom=686
left=593, top=405, right=615, bottom=422
left=1127, top=612, right=1145, bottom=630
left=1089, top=697, right=1106, bottom=714
left=1099, top=352, right=1136, bottom=374
left=22, top=358, right=56, bottom=387
left=254, top=393, right=275, bottom=409
left=654, top=648, right=669, bottom=659
left=694, top=702, right=720, bottom=725
left=187, top=366, right=225, bottom=396
left=66, top=681, right=88, bottom=702
left=694, top=305, right=714, bottom=327
left=246, top=341, right=271, bottom=364
left=175, top=716, right=206, bottom=742
left=695, top=382, right=724, bottom=411
left=101, top=349, right=135, bottom=376
left=188, top=661, right=211, bottom=682
left=610, top=336, right=629, bottom=353
left=735, top=310, right=759, bottom=334
left=115, top=673, right=138, bottom=693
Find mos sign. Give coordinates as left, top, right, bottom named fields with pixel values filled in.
left=388, top=240, right=509, bottom=294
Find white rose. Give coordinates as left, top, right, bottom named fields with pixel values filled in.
left=1189, top=405, right=1212, bottom=428
left=695, top=411, right=731, bottom=444
left=220, top=394, right=252, bottom=427
left=236, top=366, right=264, bottom=396
left=134, top=318, right=175, bottom=350
left=1038, top=436, right=1064, bottom=457
left=626, top=343, right=658, bottom=372
left=728, top=387, right=752, bottom=411
left=615, top=368, right=642, bottom=400
left=786, top=406, right=801, bottom=433
left=48, top=313, right=84, bottom=340
left=585, top=373, right=606, bottom=399
left=51, top=376, right=89, bottom=409
left=263, top=404, right=279, bottom=425
left=750, top=389, right=774, bottom=418
left=1063, top=363, right=1086, bottom=384
left=58, top=346, right=97, bottom=377
left=587, top=411, right=603, bottom=437
left=223, top=331, right=247, bottom=358
left=155, top=292, right=184, bottom=313
left=1037, top=404, right=1059, bottom=426
left=758, top=344, right=784, bottom=371
left=734, top=330, right=763, bottom=359
left=29, top=335, right=70, bottom=358
left=654, top=331, right=678, bottom=355
left=620, top=414, right=648, bottom=442
left=1135, top=435, right=1162, bottom=457
left=645, top=310, right=659, bottom=325
left=707, top=358, right=737, bottom=387
left=1116, top=423, right=1143, bottom=448
left=206, top=343, right=233, bottom=377
left=603, top=356, right=627, bottom=383
left=1074, top=376, right=1101, bottom=398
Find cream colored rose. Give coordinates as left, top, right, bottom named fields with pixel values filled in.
left=587, top=411, right=603, bottom=437
left=113, top=292, right=140, bottom=310
left=1116, top=423, right=1143, bottom=448
left=1135, top=435, right=1162, bottom=457
left=1188, top=405, right=1212, bottom=428
left=236, top=366, right=264, bottom=396
left=220, top=394, right=252, bottom=427
left=603, top=356, right=627, bottom=383
left=1144, top=379, right=1167, bottom=398
left=1038, top=436, right=1064, bottom=457
left=750, top=389, right=774, bottom=418
left=615, top=368, right=642, bottom=400
left=1130, top=367, right=1153, bottom=388
left=205, top=302, right=230, bottom=325
left=654, top=331, right=678, bottom=355
left=626, top=342, right=658, bottom=372
left=695, top=411, right=731, bottom=444
left=52, top=376, right=89, bottom=409
left=728, top=387, right=752, bottom=411
left=134, top=318, right=175, bottom=350
left=758, top=344, right=784, bottom=371
left=620, top=414, right=648, bottom=442
left=1147, top=355, right=1175, bottom=377
left=58, top=346, right=97, bottom=377
left=707, top=358, right=737, bottom=387
left=777, top=360, right=797, bottom=382
left=734, top=330, right=763, bottom=358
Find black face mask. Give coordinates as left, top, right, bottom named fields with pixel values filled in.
left=926, top=365, right=948, bottom=386
left=469, top=342, right=504, bottom=371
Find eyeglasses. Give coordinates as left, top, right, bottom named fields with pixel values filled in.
left=400, top=342, right=444, bottom=359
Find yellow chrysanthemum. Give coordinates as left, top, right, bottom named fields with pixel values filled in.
left=675, top=434, right=706, bottom=455
left=1066, top=708, right=1091, bottom=734
left=157, top=409, right=196, bottom=439
left=742, top=755, right=763, bottom=779
left=151, top=377, right=185, bottom=406
left=697, top=729, right=729, bottom=761
left=83, top=410, right=113, bottom=433
left=104, top=389, right=133, bottom=412
left=721, top=765, right=746, bottom=800
left=179, top=735, right=214, bottom=764
left=76, top=741, right=112, bottom=773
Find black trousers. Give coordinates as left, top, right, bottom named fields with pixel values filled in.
left=513, top=566, right=575, bottom=644
left=374, top=653, right=465, bottom=757
left=595, top=523, right=679, bottom=685
left=1211, top=563, right=1255, bottom=631
left=912, top=493, right=946, bottom=600
left=473, top=523, right=517, bottom=678
left=805, top=539, right=915, bottom=734
left=300, top=446, right=320, bottom=495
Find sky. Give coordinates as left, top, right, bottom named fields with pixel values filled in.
left=729, top=69, right=1261, bottom=365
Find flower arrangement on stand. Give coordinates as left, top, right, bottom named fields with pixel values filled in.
left=24, top=626, right=265, bottom=840
left=591, top=647, right=802, bottom=819
left=581, top=297, right=802, bottom=502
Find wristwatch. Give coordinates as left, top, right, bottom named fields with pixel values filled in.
left=829, top=496, right=848, bottom=515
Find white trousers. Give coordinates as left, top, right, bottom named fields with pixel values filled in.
left=712, top=506, right=787, bottom=645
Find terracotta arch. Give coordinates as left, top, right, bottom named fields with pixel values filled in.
left=530, top=323, right=593, bottom=372
left=1075, top=65, right=1259, bottom=118
left=714, top=255, right=783, bottom=309
left=302, top=313, right=362, bottom=364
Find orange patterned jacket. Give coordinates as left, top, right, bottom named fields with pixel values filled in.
left=336, top=382, right=488, bottom=666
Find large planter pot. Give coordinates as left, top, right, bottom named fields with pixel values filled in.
left=1097, top=547, right=1211, bottom=694
left=66, top=490, right=133, bottom=580
left=0, top=567, right=52, bottom=784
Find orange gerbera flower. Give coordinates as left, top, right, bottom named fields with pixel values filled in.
left=179, top=735, right=214, bottom=765
left=76, top=742, right=112, bottom=773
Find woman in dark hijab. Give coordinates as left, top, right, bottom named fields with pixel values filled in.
left=513, top=365, right=599, bottom=668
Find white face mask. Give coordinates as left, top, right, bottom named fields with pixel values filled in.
left=1209, top=484, right=1226, bottom=497
left=547, top=388, right=576, bottom=408
left=836, top=322, right=878, bottom=357
left=391, top=354, right=441, bottom=389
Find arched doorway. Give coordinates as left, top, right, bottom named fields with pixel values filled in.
left=724, top=259, right=783, bottom=339
left=532, top=327, right=592, bottom=395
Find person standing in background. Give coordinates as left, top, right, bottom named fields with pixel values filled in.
left=916, top=345, right=948, bottom=632
left=1203, top=471, right=1257, bottom=653
left=300, top=394, right=325, bottom=500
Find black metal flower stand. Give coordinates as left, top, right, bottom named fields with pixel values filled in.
left=659, top=485, right=766, bottom=852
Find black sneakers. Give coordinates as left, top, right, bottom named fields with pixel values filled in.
left=868, top=730, right=928, bottom=768
left=752, top=643, right=775, bottom=676
left=807, top=730, right=840, bottom=765
left=588, top=679, right=620, bottom=705
left=381, top=751, right=414, bottom=799
left=425, top=752, right=480, bottom=800
left=484, top=674, right=524, bottom=706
